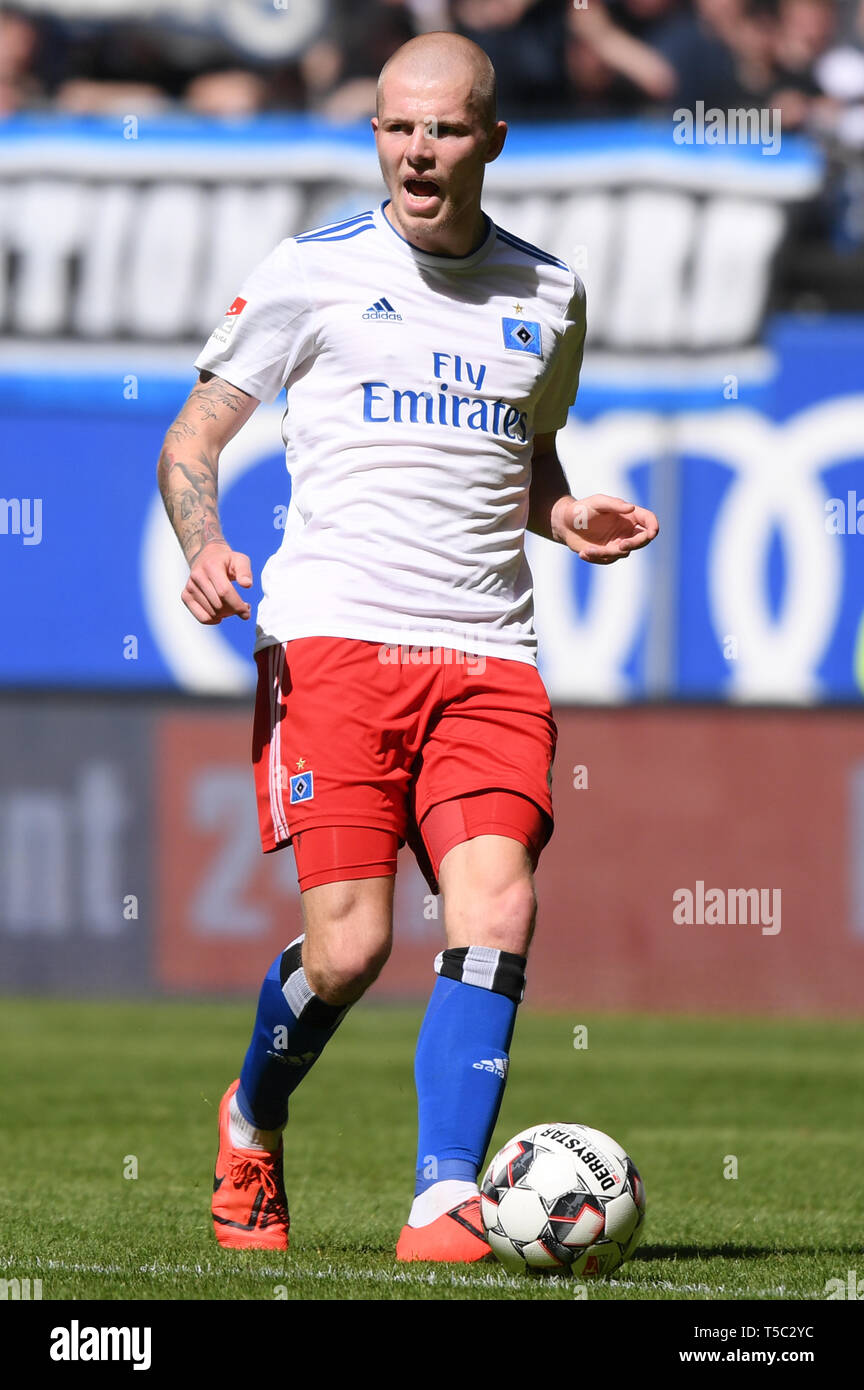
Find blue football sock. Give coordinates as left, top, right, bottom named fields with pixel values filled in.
left=412, top=946, right=526, bottom=1195
left=237, top=935, right=349, bottom=1131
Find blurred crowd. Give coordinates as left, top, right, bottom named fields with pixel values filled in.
left=0, top=0, right=862, bottom=140
left=1, top=0, right=863, bottom=254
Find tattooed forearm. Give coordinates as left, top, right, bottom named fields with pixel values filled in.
left=158, top=448, right=225, bottom=564
left=189, top=378, right=246, bottom=416
left=157, top=373, right=256, bottom=563
left=165, top=419, right=198, bottom=443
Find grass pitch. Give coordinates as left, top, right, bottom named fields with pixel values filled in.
left=1, top=1001, right=862, bottom=1302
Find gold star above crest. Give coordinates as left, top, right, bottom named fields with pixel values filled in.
left=296, top=757, right=306, bottom=770
left=513, top=302, right=524, bottom=315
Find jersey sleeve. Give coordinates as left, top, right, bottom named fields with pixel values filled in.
left=194, top=239, right=313, bottom=403
left=532, top=274, right=587, bottom=435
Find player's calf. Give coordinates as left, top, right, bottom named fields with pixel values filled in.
left=213, top=877, right=393, bottom=1250
left=397, top=944, right=527, bottom=1262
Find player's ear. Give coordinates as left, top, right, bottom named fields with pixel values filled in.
left=371, top=115, right=379, bottom=137
left=485, top=120, right=508, bottom=164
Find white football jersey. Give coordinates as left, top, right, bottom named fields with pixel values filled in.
left=194, top=201, right=586, bottom=665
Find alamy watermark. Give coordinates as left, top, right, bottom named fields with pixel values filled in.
left=673, top=101, right=781, bottom=157
left=825, top=1270, right=863, bottom=1299
left=1, top=1276, right=42, bottom=1299
left=378, top=628, right=486, bottom=675
left=49, top=1322, right=151, bottom=1370
left=0, top=497, right=42, bottom=545
left=825, top=491, right=864, bottom=535
left=673, top=882, right=781, bottom=935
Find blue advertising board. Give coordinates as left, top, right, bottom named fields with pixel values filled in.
left=1, top=315, right=862, bottom=702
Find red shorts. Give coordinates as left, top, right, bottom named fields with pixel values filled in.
left=252, top=637, right=557, bottom=893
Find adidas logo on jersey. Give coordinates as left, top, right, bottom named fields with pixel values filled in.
left=363, top=296, right=403, bottom=321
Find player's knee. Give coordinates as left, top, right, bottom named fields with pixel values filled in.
left=305, top=936, right=391, bottom=1005
left=446, top=874, right=537, bottom=956
left=301, top=877, right=393, bottom=1003
left=302, top=885, right=392, bottom=1003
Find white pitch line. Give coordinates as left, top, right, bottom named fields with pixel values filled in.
left=608, top=1277, right=815, bottom=1299
left=0, top=1256, right=817, bottom=1298
left=2, top=1255, right=526, bottom=1292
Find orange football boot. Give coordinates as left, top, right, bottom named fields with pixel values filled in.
left=396, top=1194, right=493, bottom=1262
left=211, top=1080, right=290, bottom=1250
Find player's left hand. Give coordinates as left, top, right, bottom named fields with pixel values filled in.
left=552, top=494, right=659, bottom=565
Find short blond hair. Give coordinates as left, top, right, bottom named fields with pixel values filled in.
left=376, top=32, right=498, bottom=131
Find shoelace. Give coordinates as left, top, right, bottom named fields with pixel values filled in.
left=228, top=1154, right=282, bottom=1202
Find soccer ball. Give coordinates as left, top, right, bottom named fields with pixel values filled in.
left=480, top=1122, right=646, bottom=1277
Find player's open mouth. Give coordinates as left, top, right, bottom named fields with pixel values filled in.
left=404, top=178, right=441, bottom=207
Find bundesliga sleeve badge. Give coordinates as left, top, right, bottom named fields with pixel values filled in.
left=502, top=316, right=542, bottom=356
left=209, top=296, right=247, bottom=347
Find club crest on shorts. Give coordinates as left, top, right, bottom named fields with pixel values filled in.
left=289, top=771, right=314, bottom=804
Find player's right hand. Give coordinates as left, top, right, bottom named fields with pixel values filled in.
left=182, top=540, right=254, bottom=624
